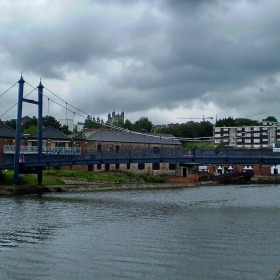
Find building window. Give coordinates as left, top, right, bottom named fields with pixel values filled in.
left=237, top=139, right=242, bottom=142
left=245, top=127, right=251, bottom=131
left=32, top=141, right=38, bottom=147
left=237, top=133, right=242, bottom=136
left=116, top=163, right=120, bottom=170
left=215, top=140, right=220, bottom=143
left=97, top=144, right=102, bottom=151
left=237, top=128, right=242, bottom=131
left=245, top=145, right=251, bottom=148
left=138, top=163, right=145, bottom=170
left=263, top=145, right=268, bottom=147
left=215, top=134, right=220, bottom=137
left=245, top=139, right=251, bottom=143
left=262, top=127, right=268, bottom=130
left=245, top=133, right=250, bottom=137
left=153, top=163, right=160, bottom=170
left=254, top=145, right=260, bottom=148
left=223, top=128, right=228, bottom=131
left=254, top=133, right=260, bottom=137
left=169, top=163, right=176, bottom=170
left=97, top=164, right=101, bottom=170
left=253, top=127, right=259, bottom=131
left=7, top=140, right=12, bottom=145
left=153, top=147, right=160, bottom=154
left=127, top=163, right=130, bottom=170
left=55, top=142, right=65, bottom=147
left=75, top=142, right=80, bottom=147
left=116, top=145, right=120, bottom=152
left=262, top=132, right=268, bottom=135
left=215, top=128, right=221, bottom=132
left=263, top=139, right=268, bottom=141
left=237, top=145, right=242, bottom=148
left=253, top=139, right=260, bottom=143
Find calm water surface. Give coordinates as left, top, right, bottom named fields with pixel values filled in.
left=1, top=184, right=280, bottom=280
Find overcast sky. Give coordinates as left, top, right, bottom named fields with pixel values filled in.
left=0, top=0, right=280, bottom=126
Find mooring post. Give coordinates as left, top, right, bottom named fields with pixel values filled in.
left=37, top=80, right=44, bottom=184
left=14, top=75, right=25, bottom=184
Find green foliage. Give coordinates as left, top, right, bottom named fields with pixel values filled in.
left=43, top=115, right=62, bottom=130
left=216, top=117, right=259, bottom=127
left=22, top=116, right=37, bottom=132
left=133, top=117, right=154, bottom=132
left=84, top=116, right=102, bottom=129
left=234, top=118, right=259, bottom=126
left=5, top=119, right=16, bottom=129
left=215, top=117, right=235, bottom=127
left=23, top=125, right=37, bottom=134
left=123, top=120, right=133, bottom=130
left=263, top=116, right=278, bottom=122
left=0, top=170, right=13, bottom=184
left=140, top=175, right=168, bottom=183
left=156, top=121, right=213, bottom=140
left=216, top=140, right=226, bottom=147
left=60, top=124, right=72, bottom=135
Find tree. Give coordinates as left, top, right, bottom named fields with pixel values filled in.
left=234, top=118, right=259, bottom=126
left=22, top=116, right=37, bottom=132
left=263, top=116, right=278, bottom=122
left=215, top=117, right=235, bottom=127
left=84, top=116, right=102, bottom=129
left=133, top=117, right=154, bottom=132
left=43, top=115, right=62, bottom=130
left=5, top=119, right=16, bottom=129
left=60, top=124, right=72, bottom=135
left=123, top=119, right=133, bottom=131
left=23, top=125, right=37, bottom=134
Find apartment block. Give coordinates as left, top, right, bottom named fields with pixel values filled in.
left=213, top=121, right=280, bottom=148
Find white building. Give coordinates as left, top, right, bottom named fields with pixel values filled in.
left=213, top=121, right=280, bottom=149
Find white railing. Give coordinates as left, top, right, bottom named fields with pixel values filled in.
left=3, top=145, right=81, bottom=155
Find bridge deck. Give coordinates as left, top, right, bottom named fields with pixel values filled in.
left=1, top=147, right=280, bottom=170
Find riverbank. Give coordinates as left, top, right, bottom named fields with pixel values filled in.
left=1, top=175, right=280, bottom=195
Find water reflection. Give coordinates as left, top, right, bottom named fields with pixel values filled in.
left=1, top=185, right=280, bottom=279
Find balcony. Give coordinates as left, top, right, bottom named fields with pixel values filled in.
left=3, top=145, right=81, bottom=155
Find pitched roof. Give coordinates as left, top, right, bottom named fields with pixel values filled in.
left=72, top=132, right=86, bottom=140
left=0, top=124, right=16, bottom=138
left=86, top=130, right=181, bottom=145
left=28, top=126, right=70, bottom=140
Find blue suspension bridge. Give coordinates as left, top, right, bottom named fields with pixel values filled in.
left=1, top=76, right=280, bottom=185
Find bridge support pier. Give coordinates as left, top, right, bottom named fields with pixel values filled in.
left=13, top=75, right=44, bottom=185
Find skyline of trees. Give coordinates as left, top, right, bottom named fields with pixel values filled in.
left=3, top=115, right=278, bottom=140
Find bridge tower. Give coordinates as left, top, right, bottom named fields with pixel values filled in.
left=14, top=75, right=44, bottom=184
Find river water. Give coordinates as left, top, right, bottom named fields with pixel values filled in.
left=1, top=184, right=280, bottom=280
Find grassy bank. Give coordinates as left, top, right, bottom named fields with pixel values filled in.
left=0, top=170, right=168, bottom=186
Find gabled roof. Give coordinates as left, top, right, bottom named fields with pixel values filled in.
left=72, top=132, right=86, bottom=140
left=86, top=130, right=181, bottom=145
left=0, top=124, right=16, bottom=138
left=28, top=126, right=70, bottom=140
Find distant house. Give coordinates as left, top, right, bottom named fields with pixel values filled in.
left=27, top=126, right=71, bottom=149
left=0, top=124, right=16, bottom=155
left=21, top=115, right=31, bottom=124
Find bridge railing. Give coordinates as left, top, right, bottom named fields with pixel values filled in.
left=2, top=147, right=280, bottom=168
left=3, top=145, right=81, bottom=155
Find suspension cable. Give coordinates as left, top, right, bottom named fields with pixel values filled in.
left=0, top=82, right=17, bottom=98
